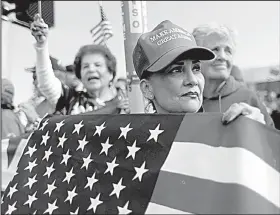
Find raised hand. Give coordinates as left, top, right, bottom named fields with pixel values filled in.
left=30, top=14, right=49, bottom=45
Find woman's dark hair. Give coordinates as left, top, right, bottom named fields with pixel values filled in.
left=140, top=70, right=154, bottom=80
left=74, top=44, right=117, bottom=81
left=140, top=70, right=158, bottom=113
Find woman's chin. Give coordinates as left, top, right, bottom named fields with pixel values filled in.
left=85, top=84, right=101, bottom=92
left=181, top=102, right=201, bottom=113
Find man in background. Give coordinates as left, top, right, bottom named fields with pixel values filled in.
left=23, top=56, right=66, bottom=118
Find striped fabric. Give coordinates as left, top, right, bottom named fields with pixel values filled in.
left=27, top=1, right=54, bottom=28
left=90, top=2, right=113, bottom=45
left=2, top=133, right=32, bottom=192
left=5, top=1, right=55, bottom=29
left=146, top=114, right=280, bottom=214
left=1, top=113, right=280, bottom=214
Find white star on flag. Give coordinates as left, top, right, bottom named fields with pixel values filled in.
left=54, top=120, right=65, bottom=133
left=61, top=149, right=71, bottom=166
left=24, top=144, right=37, bottom=157
left=43, top=163, right=55, bottom=178
left=87, top=193, right=103, bottom=213
left=42, top=146, right=53, bottom=161
left=117, top=201, right=132, bottom=214
left=57, top=133, right=67, bottom=148
left=85, top=172, right=98, bottom=191
left=105, top=157, right=119, bottom=176
left=24, top=158, right=37, bottom=173
left=63, top=167, right=75, bottom=184
left=147, top=123, right=164, bottom=142
left=126, top=140, right=140, bottom=160
left=7, top=183, right=17, bottom=199
left=65, top=186, right=78, bottom=204
left=110, top=178, right=126, bottom=199
left=72, top=120, right=84, bottom=134
left=40, top=131, right=50, bottom=146
left=44, top=199, right=58, bottom=214
left=70, top=207, right=79, bottom=215
left=133, top=161, right=148, bottom=182
left=93, top=122, right=106, bottom=136
left=100, top=137, right=113, bottom=156
left=81, top=153, right=93, bottom=170
left=118, top=123, right=133, bottom=139
left=44, top=180, right=57, bottom=197
left=36, top=113, right=48, bottom=130
left=24, top=174, right=37, bottom=189
left=5, top=201, right=17, bottom=215
left=39, top=119, right=49, bottom=130
left=24, top=191, right=38, bottom=208
left=77, top=135, right=89, bottom=151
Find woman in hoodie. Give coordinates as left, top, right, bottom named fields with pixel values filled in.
left=192, top=23, right=274, bottom=127
left=132, top=20, right=265, bottom=125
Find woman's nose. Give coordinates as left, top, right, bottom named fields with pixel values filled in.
left=88, top=64, right=96, bottom=71
left=183, top=69, right=198, bottom=86
left=216, top=50, right=227, bottom=60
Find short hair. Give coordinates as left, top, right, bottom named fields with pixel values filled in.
left=73, top=44, right=117, bottom=80
left=192, top=23, right=238, bottom=50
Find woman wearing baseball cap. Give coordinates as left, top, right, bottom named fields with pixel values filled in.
left=133, top=20, right=265, bottom=124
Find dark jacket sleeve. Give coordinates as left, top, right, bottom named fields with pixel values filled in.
left=54, top=84, right=76, bottom=115
left=249, top=93, right=275, bottom=127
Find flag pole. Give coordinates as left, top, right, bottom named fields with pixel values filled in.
left=38, top=1, right=42, bottom=17
left=98, top=0, right=107, bottom=47
left=121, top=1, right=147, bottom=113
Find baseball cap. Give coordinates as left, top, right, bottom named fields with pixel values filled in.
left=25, top=56, right=66, bottom=73
left=133, top=20, right=215, bottom=78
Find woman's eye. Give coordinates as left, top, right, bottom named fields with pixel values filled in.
left=226, top=49, right=232, bottom=54
left=192, top=64, right=201, bottom=72
left=212, top=47, right=219, bottom=52
left=169, top=67, right=183, bottom=73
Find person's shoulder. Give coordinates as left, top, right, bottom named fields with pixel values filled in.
left=235, top=84, right=258, bottom=98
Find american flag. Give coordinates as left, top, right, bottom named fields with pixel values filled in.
left=1, top=114, right=280, bottom=214
left=90, top=1, right=113, bottom=45
left=2, top=133, right=31, bottom=192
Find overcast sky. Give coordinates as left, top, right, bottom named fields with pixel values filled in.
left=2, top=1, right=279, bottom=104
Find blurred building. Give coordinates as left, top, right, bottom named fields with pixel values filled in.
left=243, top=65, right=280, bottom=94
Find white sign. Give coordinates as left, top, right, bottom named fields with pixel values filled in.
left=128, top=1, right=144, bottom=33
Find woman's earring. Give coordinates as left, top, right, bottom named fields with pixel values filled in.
left=149, top=94, right=154, bottom=100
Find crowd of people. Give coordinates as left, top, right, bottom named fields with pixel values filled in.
left=2, top=14, right=280, bottom=140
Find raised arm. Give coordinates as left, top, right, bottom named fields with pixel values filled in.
left=31, top=14, right=62, bottom=107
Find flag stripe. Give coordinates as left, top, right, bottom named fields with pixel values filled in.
left=90, top=21, right=102, bottom=33
left=91, top=24, right=113, bottom=36
left=90, top=4, right=113, bottom=45
left=175, top=114, right=280, bottom=171
left=2, top=139, right=9, bottom=191
left=92, top=26, right=113, bottom=37
left=93, top=31, right=113, bottom=44
left=161, top=141, right=280, bottom=208
left=146, top=202, right=193, bottom=214
left=91, top=21, right=113, bottom=32
left=150, top=171, right=280, bottom=214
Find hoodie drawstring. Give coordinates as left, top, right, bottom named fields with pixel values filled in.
left=218, top=94, right=222, bottom=113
